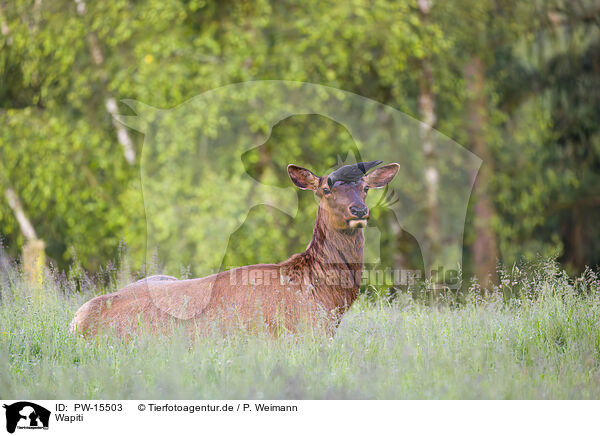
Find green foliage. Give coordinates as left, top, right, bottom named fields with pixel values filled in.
left=0, top=108, right=143, bottom=270
left=0, top=0, right=598, bottom=274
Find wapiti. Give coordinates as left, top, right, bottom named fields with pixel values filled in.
left=70, top=160, right=399, bottom=337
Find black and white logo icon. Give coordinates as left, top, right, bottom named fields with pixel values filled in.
left=2, top=402, right=50, bottom=434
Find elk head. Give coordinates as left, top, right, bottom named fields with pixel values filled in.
left=287, top=161, right=400, bottom=232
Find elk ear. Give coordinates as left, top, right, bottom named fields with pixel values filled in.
left=364, top=163, right=400, bottom=188
left=287, top=165, right=320, bottom=190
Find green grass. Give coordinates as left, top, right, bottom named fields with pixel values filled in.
left=1, top=260, right=600, bottom=399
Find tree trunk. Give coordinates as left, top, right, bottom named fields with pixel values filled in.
left=4, top=187, right=45, bottom=293
left=417, top=0, right=441, bottom=280
left=465, top=56, right=498, bottom=286
left=569, top=205, right=585, bottom=271
left=76, top=0, right=136, bottom=165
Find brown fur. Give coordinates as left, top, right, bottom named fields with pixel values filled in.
left=70, top=162, right=399, bottom=337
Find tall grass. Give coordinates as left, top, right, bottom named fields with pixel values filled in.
left=0, top=258, right=599, bottom=399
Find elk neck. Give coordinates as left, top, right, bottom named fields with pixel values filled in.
left=304, top=204, right=365, bottom=276
left=277, top=202, right=365, bottom=316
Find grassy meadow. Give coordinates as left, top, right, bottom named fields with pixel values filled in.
left=1, top=260, right=599, bottom=400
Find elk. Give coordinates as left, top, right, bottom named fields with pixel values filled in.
left=70, top=161, right=400, bottom=337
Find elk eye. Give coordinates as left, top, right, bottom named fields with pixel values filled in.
left=323, top=187, right=331, bottom=195
left=364, top=186, right=369, bottom=193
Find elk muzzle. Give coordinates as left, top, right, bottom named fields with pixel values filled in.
left=347, top=205, right=369, bottom=228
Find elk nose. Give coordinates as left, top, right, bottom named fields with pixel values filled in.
left=349, top=205, right=369, bottom=218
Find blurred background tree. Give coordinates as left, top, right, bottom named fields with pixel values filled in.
left=0, top=0, right=598, bottom=281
